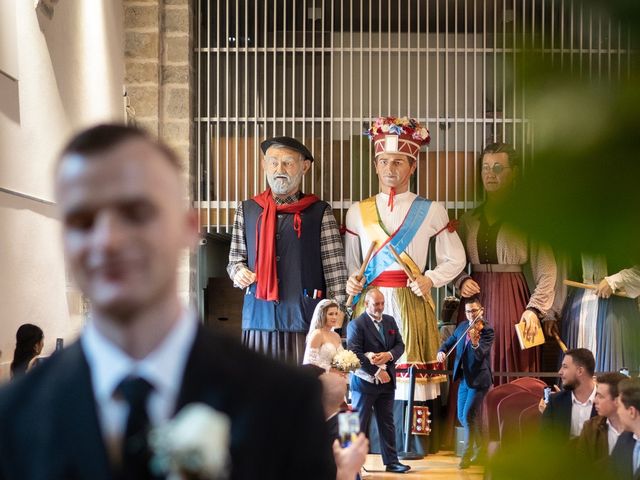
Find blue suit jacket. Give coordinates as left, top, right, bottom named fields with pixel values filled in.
left=347, top=312, right=405, bottom=394
left=439, top=319, right=494, bottom=390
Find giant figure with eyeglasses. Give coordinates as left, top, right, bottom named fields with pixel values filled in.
left=453, top=142, right=557, bottom=383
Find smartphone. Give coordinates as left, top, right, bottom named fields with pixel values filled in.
left=337, top=411, right=360, bottom=447
left=543, top=387, right=552, bottom=404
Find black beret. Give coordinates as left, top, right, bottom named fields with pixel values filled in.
left=260, top=136, right=314, bottom=162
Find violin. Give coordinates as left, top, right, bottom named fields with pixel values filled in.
left=467, top=316, right=485, bottom=345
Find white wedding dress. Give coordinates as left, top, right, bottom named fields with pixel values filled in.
left=303, top=342, right=344, bottom=371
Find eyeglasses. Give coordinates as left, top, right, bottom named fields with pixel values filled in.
left=465, top=308, right=482, bottom=315
left=481, top=164, right=512, bottom=175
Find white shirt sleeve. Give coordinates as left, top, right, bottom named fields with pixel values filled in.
left=605, top=266, right=640, bottom=298
left=344, top=203, right=363, bottom=277
left=424, top=203, right=467, bottom=288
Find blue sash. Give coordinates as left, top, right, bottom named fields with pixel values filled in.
left=354, top=197, right=431, bottom=305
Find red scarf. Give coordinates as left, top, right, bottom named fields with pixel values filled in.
left=252, top=188, right=320, bottom=301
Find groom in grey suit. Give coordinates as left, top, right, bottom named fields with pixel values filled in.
left=347, top=288, right=410, bottom=474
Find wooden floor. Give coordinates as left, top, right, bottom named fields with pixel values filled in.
left=361, top=451, right=483, bottom=479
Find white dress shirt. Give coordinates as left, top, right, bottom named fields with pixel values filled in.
left=81, top=309, right=198, bottom=461
left=606, top=419, right=622, bottom=454
left=570, top=386, right=597, bottom=437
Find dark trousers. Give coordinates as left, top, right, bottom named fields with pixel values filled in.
left=457, top=378, right=487, bottom=458
left=351, top=388, right=399, bottom=466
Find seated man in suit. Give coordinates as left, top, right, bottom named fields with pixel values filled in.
left=611, top=378, right=640, bottom=480
left=347, top=288, right=410, bottom=474
left=542, top=348, right=597, bottom=440
left=437, top=296, right=494, bottom=469
left=0, top=124, right=334, bottom=480
left=576, top=372, right=627, bottom=463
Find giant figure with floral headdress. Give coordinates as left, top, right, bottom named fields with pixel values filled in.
left=345, top=117, right=466, bottom=404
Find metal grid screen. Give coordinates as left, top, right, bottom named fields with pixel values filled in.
left=196, top=0, right=630, bottom=234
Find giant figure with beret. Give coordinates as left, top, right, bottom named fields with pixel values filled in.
left=228, top=137, right=347, bottom=364
left=345, top=117, right=466, bottom=403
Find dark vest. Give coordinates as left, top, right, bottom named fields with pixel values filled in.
left=242, top=198, right=328, bottom=332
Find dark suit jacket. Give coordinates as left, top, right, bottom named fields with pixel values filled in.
left=438, top=320, right=494, bottom=390
left=0, top=326, right=333, bottom=480
left=610, top=431, right=640, bottom=480
left=541, top=388, right=597, bottom=440
left=347, top=312, right=405, bottom=395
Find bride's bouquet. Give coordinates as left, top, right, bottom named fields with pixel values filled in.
left=331, top=349, right=361, bottom=373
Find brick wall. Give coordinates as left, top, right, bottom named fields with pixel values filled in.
left=123, top=0, right=196, bottom=302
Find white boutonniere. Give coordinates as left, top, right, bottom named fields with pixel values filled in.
left=149, top=403, right=231, bottom=480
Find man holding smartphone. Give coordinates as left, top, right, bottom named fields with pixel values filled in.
left=347, top=288, right=410, bottom=474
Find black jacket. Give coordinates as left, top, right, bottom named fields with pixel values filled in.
left=541, top=388, right=597, bottom=440
left=610, top=431, right=640, bottom=480
left=0, top=326, right=333, bottom=480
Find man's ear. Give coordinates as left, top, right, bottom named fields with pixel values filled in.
left=184, top=208, right=201, bottom=250
left=302, top=159, right=312, bottom=174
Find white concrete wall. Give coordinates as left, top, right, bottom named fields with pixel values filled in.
left=0, top=0, right=124, bottom=380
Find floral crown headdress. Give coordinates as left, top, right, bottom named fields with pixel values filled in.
left=364, top=116, right=431, bottom=161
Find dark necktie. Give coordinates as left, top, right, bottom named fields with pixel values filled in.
left=374, top=321, right=387, bottom=349
left=117, top=376, right=155, bottom=480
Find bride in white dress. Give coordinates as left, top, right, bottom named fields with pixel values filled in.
left=303, top=299, right=344, bottom=372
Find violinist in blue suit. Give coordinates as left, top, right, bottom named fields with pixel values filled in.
left=437, top=296, right=494, bottom=469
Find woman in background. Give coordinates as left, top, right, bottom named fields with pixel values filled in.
left=10, top=323, right=44, bottom=379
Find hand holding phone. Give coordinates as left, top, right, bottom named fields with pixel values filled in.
left=338, top=411, right=360, bottom=447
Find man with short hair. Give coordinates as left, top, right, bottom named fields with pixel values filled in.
left=542, top=348, right=597, bottom=439
left=347, top=288, right=410, bottom=474
left=437, top=296, right=494, bottom=469
left=611, top=378, right=640, bottom=480
left=576, top=372, right=627, bottom=462
left=228, top=137, right=347, bottom=364
left=0, top=125, right=334, bottom=480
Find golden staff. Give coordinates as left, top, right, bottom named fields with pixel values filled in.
left=345, top=242, right=377, bottom=309
left=388, top=244, right=436, bottom=311
left=553, top=332, right=568, bottom=353
left=563, top=279, right=628, bottom=297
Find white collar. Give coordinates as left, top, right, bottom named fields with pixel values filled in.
left=378, top=191, right=414, bottom=200
left=606, top=418, right=622, bottom=436
left=367, top=313, right=383, bottom=324
left=571, top=385, right=597, bottom=406
left=81, top=309, right=198, bottom=405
